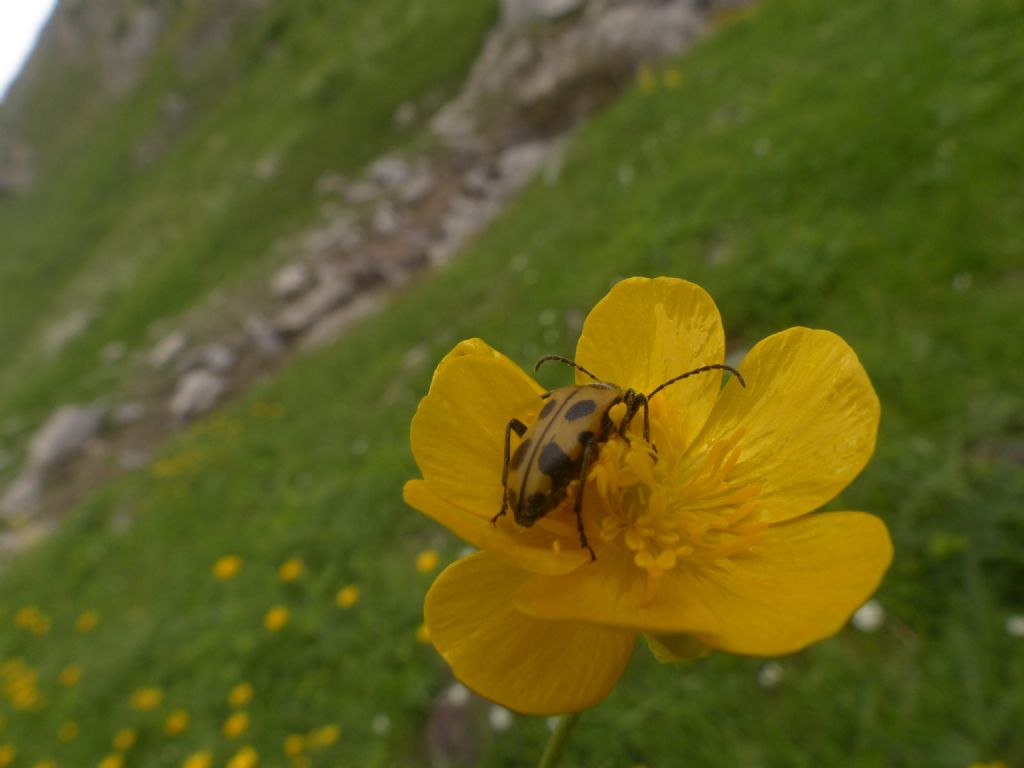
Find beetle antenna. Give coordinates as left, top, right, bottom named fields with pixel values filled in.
left=647, top=364, right=746, bottom=399
left=534, top=355, right=604, bottom=383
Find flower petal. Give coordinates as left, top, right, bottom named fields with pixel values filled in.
left=678, top=511, right=894, bottom=655
left=517, top=511, right=892, bottom=655
left=411, top=338, right=545, bottom=516
left=404, top=480, right=590, bottom=575
left=575, top=278, right=726, bottom=451
left=425, top=552, right=636, bottom=715
left=694, top=327, right=880, bottom=523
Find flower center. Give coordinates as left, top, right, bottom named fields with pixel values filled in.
left=589, top=401, right=766, bottom=601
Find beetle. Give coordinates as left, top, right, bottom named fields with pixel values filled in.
left=491, top=355, right=745, bottom=560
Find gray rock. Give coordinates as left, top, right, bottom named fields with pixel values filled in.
left=344, top=180, right=380, bottom=205
left=244, top=314, right=285, bottom=357
left=373, top=201, right=401, bottom=236
left=498, top=141, right=551, bottom=191
left=270, top=261, right=314, bottom=300
left=298, top=292, right=387, bottom=352
left=0, top=520, right=54, bottom=555
left=0, top=470, right=44, bottom=520
left=43, top=309, right=93, bottom=357
left=202, top=343, right=238, bottom=373
left=168, top=370, right=225, bottom=419
left=302, top=216, right=362, bottom=256
left=28, top=405, right=105, bottom=472
left=400, top=166, right=437, bottom=203
left=273, top=271, right=355, bottom=336
left=369, top=154, right=412, bottom=190
left=148, top=331, right=188, bottom=369
left=502, top=0, right=585, bottom=26
left=253, top=152, right=281, bottom=179
left=112, top=401, right=147, bottom=426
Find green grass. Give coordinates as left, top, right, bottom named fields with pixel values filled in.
left=1, top=0, right=1023, bottom=765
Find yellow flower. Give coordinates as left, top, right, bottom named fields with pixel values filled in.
left=223, top=711, right=250, bottom=739
left=306, top=724, right=340, bottom=748
left=283, top=733, right=305, bottom=757
left=164, top=709, right=190, bottom=736
left=58, top=664, right=82, bottom=687
left=228, top=682, right=254, bottom=708
left=415, top=549, right=439, bottom=574
left=263, top=606, right=289, bottom=631
left=182, top=751, right=212, bottom=768
left=335, top=585, right=360, bottom=608
left=278, top=557, right=304, bottom=582
left=113, top=728, right=136, bottom=751
left=0, top=746, right=13, bottom=767
left=57, top=721, right=79, bottom=741
left=415, top=623, right=431, bottom=644
left=14, top=606, right=41, bottom=629
left=98, top=755, right=123, bottom=768
left=76, top=610, right=100, bottom=632
left=405, top=277, right=892, bottom=715
left=213, top=555, right=244, bottom=580
left=227, top=745, right=258, bottom=768
left=32, top=760, right=55, bottom=768
left=130, top=686, right=163, bottom=710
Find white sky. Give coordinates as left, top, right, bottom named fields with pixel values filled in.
left=0, top=0, right=59, bottom=101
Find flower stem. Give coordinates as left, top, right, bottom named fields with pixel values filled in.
left=537, top=711, right=583, bottom=768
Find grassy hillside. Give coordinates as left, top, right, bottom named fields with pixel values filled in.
left=0, top=0, right=496, bottom=440
left=1, top=0, right=1022, bottom=766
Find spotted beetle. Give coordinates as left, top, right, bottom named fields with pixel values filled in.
left=491, top=356, right=745, bottom=560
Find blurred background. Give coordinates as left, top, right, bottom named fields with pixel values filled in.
left=0, top=0, right=1022, bottom=765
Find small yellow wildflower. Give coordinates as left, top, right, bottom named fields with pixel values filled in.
left=263, top=606, right=289, bottom=631
left=113, top=728, right=136, bottom=752
left=213, top=555, right=244, bottom=580
left=58, top=664, right=82, bottom=687
left=32, top=760, right=56, bottom=768
left=223, top=711, right=250, bottom=739
left=278, top=557, right=304, bottom=582
left=227, top=745, right=258, bottom=768
left=415, top=623, right=431, bottom=644
left=306, top=724, right=340, bottom=749
left=335, top=585, right=360, bottom=608
left=58, top=721, right=79, bottom=741
left=663, top=68, right=682, bottom=89
left=130, top=686, right=164, bottom=710
left=98, top=755, right=123, bottom=768
left=76, top=610, right=100, bottom=632
left=406, top=277, right=892, bottom=715
left=283, top=734, right=305, bottom=757
left=14, top=606, right=41, bottom=629
left=415, top=549, right=439, bottom=574
left=228, top=682, right=254, bottom=708
left=164, top=709, right=190, bottom=736
left=0, top=746, right=13, bottom=767
left=182, top=751, right=212, bottom=768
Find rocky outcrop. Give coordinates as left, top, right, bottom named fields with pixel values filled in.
left=1, top=405, right=105, bottom=519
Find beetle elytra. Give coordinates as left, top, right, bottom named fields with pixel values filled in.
left=491, top=356, right=746, bottom=560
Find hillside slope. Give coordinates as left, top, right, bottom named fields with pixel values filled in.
left=0, top=0, right=1022, bottom=766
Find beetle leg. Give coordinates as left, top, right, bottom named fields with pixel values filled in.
left=492, top=418, right=528, bottom=525
left=640, top=397, right=658, bottom=457
left=573, top=440, right=599, bottom=561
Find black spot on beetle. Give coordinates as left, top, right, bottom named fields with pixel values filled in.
left=510, top=438, right=532, bottom=469
left=519, top=493, right=554, bottom=525
left=539, top=399, right=557, bottom=419
left=538, top=440, right=572, bottom=476
left=577, top=430, right=594, bottom=445
left=565, top=399, right=597, bottom=422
